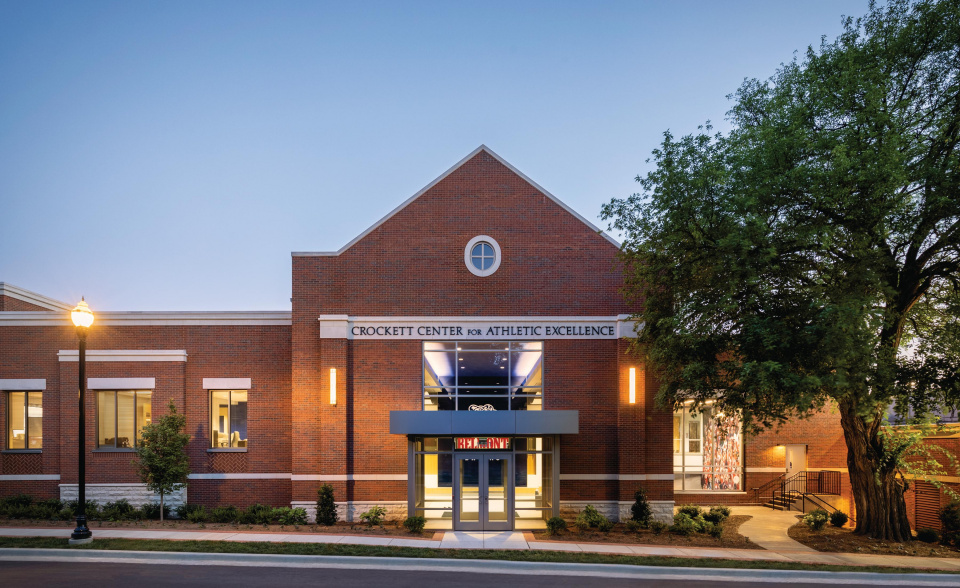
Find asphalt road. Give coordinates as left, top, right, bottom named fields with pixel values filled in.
left=1, top=560, right=955, bottom=588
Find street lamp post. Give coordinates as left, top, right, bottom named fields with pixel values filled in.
left=69, top=298, right=94, bottom=545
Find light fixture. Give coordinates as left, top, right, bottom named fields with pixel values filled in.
left=71, top=298, right=94, bottom=328
left=329, top=368, right=337, bottom=405
left=69, top=298, right=94, bottom=544
left=628, top=367, right=636, bottom=404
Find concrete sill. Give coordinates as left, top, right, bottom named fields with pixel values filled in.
left=207, top=448, right=247, bottom=453
left=1, top=449, right=42, bottom=454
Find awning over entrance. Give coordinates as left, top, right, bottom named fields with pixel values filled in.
left=389, top=410, right=578, bottom=435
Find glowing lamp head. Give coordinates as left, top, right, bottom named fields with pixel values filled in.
left=71, top=298, right=95, bottom=328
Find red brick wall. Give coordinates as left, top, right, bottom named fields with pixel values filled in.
left=0, top=295, right=53, bottom=312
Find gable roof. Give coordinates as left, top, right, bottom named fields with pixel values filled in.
left=0, top=282, right=73, bottom=311
left=292, top=145, right=619, bottom=257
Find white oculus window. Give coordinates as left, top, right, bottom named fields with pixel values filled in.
left=464, top=235, right=502, bottom=277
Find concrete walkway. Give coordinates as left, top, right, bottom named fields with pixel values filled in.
left=730, top=506, right=816, bottom=552
left=2, top=526, right=960, bottom=572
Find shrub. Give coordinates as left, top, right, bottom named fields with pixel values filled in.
left=630, top=488, right=652, bottom=527
left=703, top=506, right=731, bottom=524
left=829, top=510, right=849, bottom=528
left=704, top=521, right=724, bottom=539
left=917, top=528, right=939, bottom=543
left=650, top=520, right=668, bottom=535
left=176, top=503, right=205, bottom=520
left=677, top=504, right=702, bottom=518
left=545, top=516, right=567, bottom=535
left=58, top=508, right=74, bottom=521
left=573, top=512, right=590, bottom=533
left=64, top=499, right=101, bottom=520
left=1, top=494, right=33, bottom=510
left=597, top=517, right=614, bottom=533
left=803, top=509, right=829, bottom=531
left=579, top=505, right=606, bottom=528
left=403, top=515, right=427, bottom=534
left=359, top=505, right=387, bottom=526
left=210, top=506, right=239, bottom=523
left=273, top=507, right=308, bottom=526
left=239, top=503, right=273, bottom=525
left=670, top=512, right=698, bottom=536
left=940, top=502, right=960, bottom=546
left=140, top=502, right=171, bottom=520
left=102, top=499, right=137, bottom=521
left=625, top=519, right=641, bottom=532
left=316, top=484, right=338, bottom=526
left=186, top=505, right=209, bottom=524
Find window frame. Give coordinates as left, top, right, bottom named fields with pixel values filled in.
left=463, top=235, right=502, bottom=277
left=5, top=391, right=42, bottom=452
left=209, top=389, right=248, bottom=451
left=422, top=341, right=543, bottom=412
left=95, top=389, right=151, bottom=451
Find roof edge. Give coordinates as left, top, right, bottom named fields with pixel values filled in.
left=0, top=283, right=73, bottom=311
left=292, top=145, right=619, bottom=257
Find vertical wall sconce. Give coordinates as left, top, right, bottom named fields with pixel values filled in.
left=628, top=367, right=636, bottom=404
left=330, top=368, right=337, bottom=405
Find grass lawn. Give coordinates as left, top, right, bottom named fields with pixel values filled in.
left=0, top=536, right=957, bottom=574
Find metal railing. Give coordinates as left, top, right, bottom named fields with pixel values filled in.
left=755, top=470, right=841, bottom=505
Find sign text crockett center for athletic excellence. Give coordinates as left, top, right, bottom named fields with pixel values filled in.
left=349, top=321, right=619, bottom=339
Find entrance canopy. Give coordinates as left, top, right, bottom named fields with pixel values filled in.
left=389, top=410, right=578, bottom=436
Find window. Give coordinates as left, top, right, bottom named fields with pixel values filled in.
left=97, top=390, right=151, bottom=449
left=7, top=392, right=42, bottom=450
left=463, top=235, right=501, bottom=277
left=673, top=405, right=743, bottom=491
left=211, top=390, right=247, bottom=448
left=423, top=341, right=542, bottom=411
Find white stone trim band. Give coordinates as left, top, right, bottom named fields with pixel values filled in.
left=59, top=350, right=187, bottom=362
left=88, top=378, right=156, bottom=390
left=318, top=315, right=640, bottom=340
left=559, top=474, right=673, bottom=481
left=0, top=379, right=46, bottom=390
left=291, top=474, right=408, bottom=481
left=203, top=378, right=252, bottom=390
left=0, top=474, right=60, bottom=481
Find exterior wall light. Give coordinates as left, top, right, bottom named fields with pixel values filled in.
left=628, top=367, right=636, bottom=404
left=330, top=368, right=337, bottom=405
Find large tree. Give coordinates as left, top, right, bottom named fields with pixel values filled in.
left=602, top=0, right=960, bottom=541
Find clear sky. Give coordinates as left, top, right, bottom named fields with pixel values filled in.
left=0, top=0, right=870, bottom=311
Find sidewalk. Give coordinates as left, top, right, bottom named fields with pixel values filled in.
left=3, top=526, right=960, bottom=572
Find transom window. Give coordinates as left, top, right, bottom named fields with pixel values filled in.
left=423, top=341, right=542, bottom=411
left=97, top=390, right=151, bottom=449
left=6, top=391, right=42, bottom=450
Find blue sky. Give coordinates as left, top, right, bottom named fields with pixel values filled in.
left=0, top=0, right=869, bottom=311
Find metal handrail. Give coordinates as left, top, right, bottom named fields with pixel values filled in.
left=752, top=473, right=786, bottom=503
left=759, top=470, right=842, bottom=505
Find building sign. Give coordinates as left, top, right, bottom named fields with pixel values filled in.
left=455, top=437, right=511, bottom=450
left=332, top=317, right=630, bottom=340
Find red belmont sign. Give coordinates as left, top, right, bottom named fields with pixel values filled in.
left=455, top=437, right=510, bottom=450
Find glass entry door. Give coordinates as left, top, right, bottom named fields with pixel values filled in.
left=455, top=453, right=512, bottom=531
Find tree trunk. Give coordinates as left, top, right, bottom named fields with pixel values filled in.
left=160, top=491, right=164, bottom=522
left=839, top=400, right=912, bottom=541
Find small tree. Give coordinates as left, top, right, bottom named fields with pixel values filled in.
left=630, top=487, right=653, bottom=526
left=316, top=483, right=338, bottom=525
left=133, top=401, right=190, bottom=521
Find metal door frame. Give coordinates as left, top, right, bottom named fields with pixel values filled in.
left=453, top=452, right=514, bottom=531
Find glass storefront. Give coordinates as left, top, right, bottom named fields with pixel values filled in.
left=423, top=342, right=543, bottom=411
left=674, top=406, right=744, bottom=491
left=412, top=435, right=555, bottom=530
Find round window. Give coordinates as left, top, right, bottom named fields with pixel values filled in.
left=464, top=235, right=501, bottom=277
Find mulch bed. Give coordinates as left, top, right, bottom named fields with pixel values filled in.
left=787, top=516, right=960, bottom=558
left=530, top=515, right=760, bottom=549
left=0, top=518, right=433, bottom=538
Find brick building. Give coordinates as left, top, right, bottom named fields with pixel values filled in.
left=1, top=146, right=863, bottom=529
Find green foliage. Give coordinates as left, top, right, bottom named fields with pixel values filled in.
left=271, top=507, right=308, bottom=526
left=238, top=503, right=274, bottom=525
left=676, top=505, right=702, bottom=518
left=545, top=516, right=567, bottom=535
left=916, top=528, right=939, bottom=543
left=707, top=522, right=724, bottom=539
left=133, top=401, right=190, bottom=521
left=359, top=505, right=387, bottom=526
left=139, top=502, right=171, bottom=520
left=703, top=506, right=730, bottom=524
left=102, top=499, right=137, bottom=521
left=573, top=512, right=590, bottom=532
left=176, top=503, right=205, bottom=520
left=596, top=517, right=614, bottom=533
left=579, top=505, right=606, bottom=528
left=670, top=512, right=698, bottom=536
left=803, top=509, right=829, bottom=531
left=602, top=0, right=960, bottom=541
left=940, top=502, right=960, bottom=546
left=650, top=520, right=668, bottom=535
left=630, top=488, right=653, bottom=526
left=0, top=496, right=65, bottom=521
left=186, top=505, right=209, bottom=524
left=403, top=515, right=427, bottom=534
left=829, top=510, right=849, bottom=528
left=210, top=506, right=239, bottom=523
left=625, top=519, right=642, bottom=532
left=315, top=484, right=338, bottom=526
